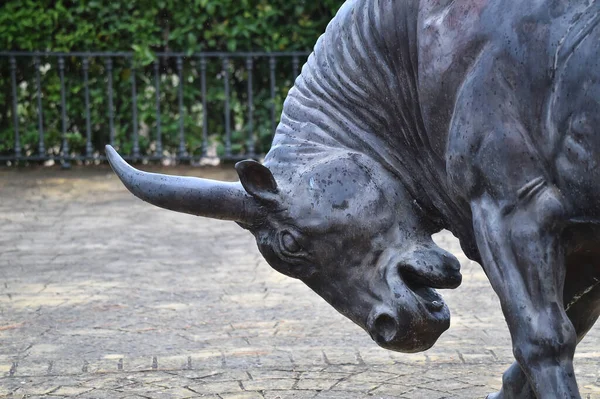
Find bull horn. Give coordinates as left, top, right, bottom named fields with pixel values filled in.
left=105, top=145, right=264, bottom=223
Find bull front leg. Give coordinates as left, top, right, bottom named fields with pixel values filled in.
left=446, top=50, right=585, bottom=397
left=471, top=184, right=579, bottom=399
left=489, top=290, right=600, bottom=399
left=488, top=252, right=600, bottom=399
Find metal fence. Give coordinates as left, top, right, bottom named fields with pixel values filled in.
left=0, top=51, right=310, bottom=166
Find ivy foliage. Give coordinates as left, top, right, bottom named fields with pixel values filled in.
left=0, top=0, right=343, bottom=161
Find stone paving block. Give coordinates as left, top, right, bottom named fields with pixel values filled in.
left=76, top=389, right=131, bottom=398
left=4, top=379, right=60, bottom=396
left=395, top=387, right=452, bottom=399
left=243, top=378, right=297, bottom=391
left=263, top=390, right=318, bottom=399
left=188, top=351, right=225, bottom=370
left=85, top=374, right=137, bottom=390
left=256, top=351, right=295, bottom=370
left=194, top=369, right=250, bottom=382
left=294, top=378, right=339, bottom=391
left=50, top=385, right=96, bottom=396
left=356, top=348, right=395, bottom=366
left=287, top=351, right=327, bottom=369
left=421, top=378, right=474, bottom=392
left=220, top=392, right=265, bottom=399
left=367, top=384, right=416, bottom=398
left=185, top=380, right=244, bottom=395
left=248, top=370, right=300, bottom=380
left=11, top=360, right=48, bottom=377
left=382, top=372, right=438, bottom=388
left=451, top=386, right=503, bottom=399
left=330, top=379, right=380, bottom=393
left=314, top=391, right=377, bottom=398
left=157, top=355, right=191, bottom=371
left=387, top=352, right=428, bottom=364
left=321, top=348, right=362, bottom=366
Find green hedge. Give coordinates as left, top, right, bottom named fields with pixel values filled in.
left=0, top=0, right=343, bottom=160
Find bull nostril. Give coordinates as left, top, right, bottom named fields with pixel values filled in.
left=373, top=313, right=398, bottom=343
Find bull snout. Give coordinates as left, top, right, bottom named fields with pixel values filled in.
left=362, top=246, right=460, bottom=353
left=366, top=304, right=447, bottom=353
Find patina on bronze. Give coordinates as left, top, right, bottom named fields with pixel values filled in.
left=107, top=1, right=600, bottom=397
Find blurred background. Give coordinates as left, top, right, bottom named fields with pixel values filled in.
left=0, top=0, right=343, bottom=165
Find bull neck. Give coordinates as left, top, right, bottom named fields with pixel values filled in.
left=269, top=0, right=476, bottom=257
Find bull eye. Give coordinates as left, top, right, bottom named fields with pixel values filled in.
left=281, top=232, right=301, bottom=253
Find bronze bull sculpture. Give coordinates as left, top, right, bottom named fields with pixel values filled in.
left=106, top=0, right=600, bottom=397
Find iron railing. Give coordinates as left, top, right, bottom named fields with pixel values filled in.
left=0, top=51, right=310, bottom=166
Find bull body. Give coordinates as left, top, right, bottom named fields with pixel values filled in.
left=107, top=1, right=600, bottom=397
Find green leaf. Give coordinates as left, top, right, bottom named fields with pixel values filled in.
left=227, top=39, right=236, bottom=52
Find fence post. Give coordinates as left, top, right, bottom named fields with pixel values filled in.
left=246, top=57, right=255, bottom=158
left=106, top=58, right=115, bottom=147
left=58, top=56, right=70, bottom=168
left=200, top=56, right=208, bottom=157
left=154, top=60, right=162, bottom=157
left=293, top=55, right=299, bottom=82
left=222, top=57, right=231, bottom=159
left=269, top=56, right=277, bottom=139
left=9, top=56, right=21, bottom=160
left=83, top=57, right=93, bottom=158
left=177, top=56, right=185, bottom=159
left=130, top=58, right=139, bottom=159
left=34, top=55, right=45, bottom=156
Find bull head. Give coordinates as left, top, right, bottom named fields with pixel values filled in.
left=106, top=145, right=462, bottom=352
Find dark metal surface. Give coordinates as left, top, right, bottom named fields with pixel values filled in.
left=108, top=1, right=600, bottom=397
left=269, top=57, right=277, bottom=138
left=83, top=58, right=92, bottom=157
left=177, top=56, right=185, bottom=158
left=200, top=56, right=208, bottom=157
left=58, top=56, right=69, bottom=168
left=105, top=145, right=263, bottom=223
left=223, top=57, right=232, bottom=159
left=153, top=60, right=162, bottom=156
left=106, top=58, right=115, bottom=147
left=9, top=56, right=21, bottom=159
left=1, top=51, right=309, bottom=163
left=34, top=56, right=45, bottom=155
left=130, top=60, right=139, bottom=159
left=246, top=57, right=255, bottom=157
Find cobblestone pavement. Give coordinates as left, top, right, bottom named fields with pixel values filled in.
left=0, top=167, right=598, bottom=399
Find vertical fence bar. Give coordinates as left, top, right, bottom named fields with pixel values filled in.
left=200, top=56, right=208, bottom=157
left=58, top=56, right=70, bottom=166
left=246, top=57, right=255, bottom=157
left=9, top=56, right=21, bottom=159
left=130, top=58, right=139, bottom=158
left=154, top=60, right=162, bottom=156
left=292, top=55, right=299, bottom=82
left=177, top=56, right=185, bottom=158
left=34, top=55, right=45, bottom=156
left=269, top=56, right=277, bottom=138
left=106, top=58, right=115, bottom=147
left=222, top=57, right=231, bottom=158
left=83, top=57, right=93, bottom=158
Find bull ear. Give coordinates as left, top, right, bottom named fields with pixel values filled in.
left=235, top=160, right=279, bottom=203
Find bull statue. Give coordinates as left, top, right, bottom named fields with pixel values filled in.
left=106, top=0, right=600, bottom=397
